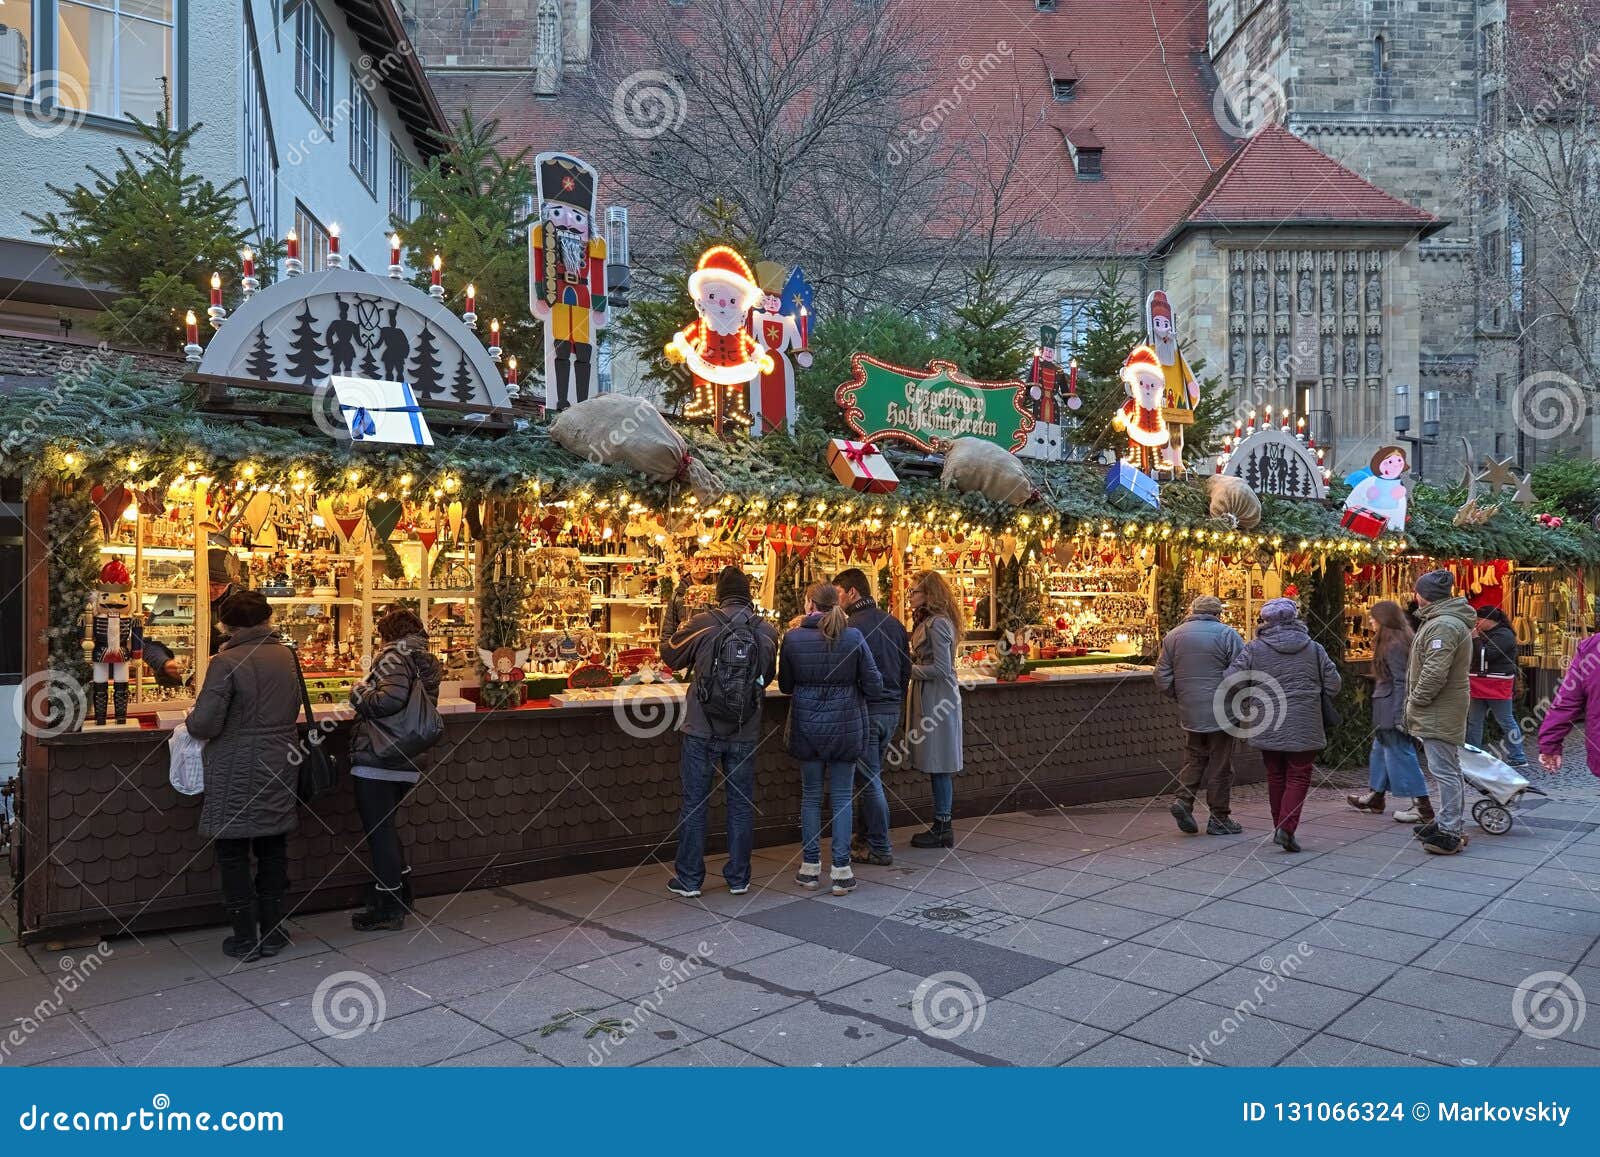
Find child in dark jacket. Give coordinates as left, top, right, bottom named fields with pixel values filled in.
left=1467, top=604, right=1527, bottom=769
left=779, top=582, right=883, bottom=895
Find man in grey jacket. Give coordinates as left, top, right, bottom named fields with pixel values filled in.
left=1155, top=596, right=1245, bottom=835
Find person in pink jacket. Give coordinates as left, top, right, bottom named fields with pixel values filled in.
left=1537, top=634, right=1600, bottom=775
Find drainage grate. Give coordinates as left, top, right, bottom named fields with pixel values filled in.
left=888, top=900, right=1021, bottom=939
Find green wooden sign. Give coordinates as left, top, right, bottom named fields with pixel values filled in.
left=835, top=355, right=1034, bottom=453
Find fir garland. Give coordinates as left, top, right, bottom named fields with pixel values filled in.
left=46, top=486, right=99, bottom=715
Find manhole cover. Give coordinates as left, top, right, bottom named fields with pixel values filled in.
left=920, top=906, right=971, bottom=922
left=891, top=899, right=1021, bottom=938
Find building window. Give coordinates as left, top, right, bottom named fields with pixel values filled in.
left=1058, top=296, right=1092, bottom=358
left=294, top=202, right=331, bottom=272
left=294, top=0, right=332, bottom=126
left=388, top=135, right=414, bottom=223
left=597, top=333, right=613, bottom=394
left=0, top=0, right=34, bottom=96
left=1495, top=373, right=1505, bottom=404
left=1074, top=147, right=1103, bottom=178
left=55, top=0, right=175, bottom=121
left=241, top=26, right=277, bottom=239
left=1507, top=200, right=1526, bottom=317
left=1494, top=432, right=1507, bottom=457
left=1051, top=78, right=1076, bottom=102
left=1372, top=34, right=1387, bottom=78
left=349, top=68, right=376, bottom=193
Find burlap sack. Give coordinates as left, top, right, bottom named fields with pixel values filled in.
left=1207, top=473, right=1263, bottom=530
left=940, top=437, right=1035, bottom=505
left=550, top=394, right=722, bottom=504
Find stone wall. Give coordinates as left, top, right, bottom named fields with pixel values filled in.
left=407, top=0, right=589, bottom=74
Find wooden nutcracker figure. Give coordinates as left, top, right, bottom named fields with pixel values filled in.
left=531, top=152, right=608, bottom=412
left=88, top=558, right=143, bottom=725
left=666, top=245, right=771, bottom=436
left=1146, top=289, right=1199, bottom=475
left=1021, top=324, right=1066, bottom=461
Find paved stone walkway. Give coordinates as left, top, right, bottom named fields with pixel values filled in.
left=4, top=781, right=1600, bottom=1068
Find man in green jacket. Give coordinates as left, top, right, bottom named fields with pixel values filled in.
left=1406, top=570, right=1477, bottom=855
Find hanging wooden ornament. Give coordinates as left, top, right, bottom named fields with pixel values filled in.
left=447, top=500, right=464, bottom=543
left=366, top=497, right=405, bottom=544
left=241, top=490, right=275, bottom=536
left=90, top=484, right=132, bottom=538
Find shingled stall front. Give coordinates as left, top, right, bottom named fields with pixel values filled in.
left=8, top=345, right=1600, bottom=942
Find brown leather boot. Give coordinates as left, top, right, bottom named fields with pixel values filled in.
left=1346, top=790, right=1386, bottom=813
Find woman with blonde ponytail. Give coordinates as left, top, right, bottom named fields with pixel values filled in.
left=779, top=582, right=884, bottom=895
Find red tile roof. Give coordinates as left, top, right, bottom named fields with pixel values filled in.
left=1173, top=123, right=1443, bottom=240
left=426, top=1, right=1430, bottom=256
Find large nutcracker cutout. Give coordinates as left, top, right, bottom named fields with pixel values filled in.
left=1020, top=324, right=1074, bottom=461
left=666, top=245, right=771, bottom=436
left=531, top=151, right=608, bottom=412
left=88, top=558, right=143, bottom=725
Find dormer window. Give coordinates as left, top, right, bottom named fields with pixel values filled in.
left=1052, top=78, right=1077, bottom=101
left=1047, top=54, right=1080, bottom=103
left=1036, top=0, right=1058, bottom=10
left=1065, top=126, right=1103, bottom=178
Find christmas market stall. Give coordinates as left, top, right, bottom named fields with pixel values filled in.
left=8, top=241, right=1600, bottom=944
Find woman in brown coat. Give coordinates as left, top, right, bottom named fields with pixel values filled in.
left=185, top=591, right=303, bottom=961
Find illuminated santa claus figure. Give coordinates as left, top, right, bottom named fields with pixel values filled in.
left=667, top=245, right=772, bottom=435
left=1113, top=344, right=1171, bottom=476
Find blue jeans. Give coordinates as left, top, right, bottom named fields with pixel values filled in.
left=800, top=760, right=855, bottom=869
left=1368, top=728, right=1428, bottom=796
left=854, top=707, right=898, bottom=855
left=674, top=735, right=756, bottom=891
left=1467, top=697, right=1528, bottom=767
left=929, top=772, right=954, bottom=822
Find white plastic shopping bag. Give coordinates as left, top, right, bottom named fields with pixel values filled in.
left=168, top=724, right=206, bottom=795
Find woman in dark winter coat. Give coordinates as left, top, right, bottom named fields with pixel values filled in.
left=185, top=591, right=302, bottom=961
left=348, top=607, right=444, bottom=931
left=779, top=582, right=883, bottom=896
left=906, top=570, right=967, bottom=849
left=1467, top=604, right=1528, bottom=769
left=1349, top=600, right=1430, bottom=823
left=1223, top=597, right=1341, bottom=853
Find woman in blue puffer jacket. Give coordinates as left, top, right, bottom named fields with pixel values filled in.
left=780, top=582, right=884, bottom=896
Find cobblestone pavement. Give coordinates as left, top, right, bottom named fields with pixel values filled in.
left=3, top=753, right=1600, bottom=1068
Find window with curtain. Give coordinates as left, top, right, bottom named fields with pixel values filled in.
left=388, top=136, right=413, bottom=223
left=55, top=0, right=173, bottom=120
left=294, top=0, right=331, bottom=125
left=0, top=0, right=34, bottom=96
left=349, top=69, right=376, bottom=192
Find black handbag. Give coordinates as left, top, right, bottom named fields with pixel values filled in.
left=359, top=653, right=445, bottom=765
left=287, top=641, right=340, bottom=803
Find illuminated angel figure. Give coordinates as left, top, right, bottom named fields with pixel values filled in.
left=666, top=245, right=772, bottom=436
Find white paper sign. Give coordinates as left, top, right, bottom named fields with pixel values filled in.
left=329, top=376, right=433, bottom=446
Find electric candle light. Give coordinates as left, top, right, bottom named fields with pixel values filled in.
left=327, top=223, right=342, bottom=268
left=463, top=282, right=477, bottom=329
left=487, top=318, right=502, bottom=362
left=209, top=272, right=222, bottom=307
left=388, top=233, right=403, bottom=278
left=285, top=230, right=302, bottom=276
left=207, top=272, right=227, bottom=329
left=240, top=247, right=258, bottom=297
left=507, top=356, right=518, bottom=386
left=429, top=254, right=444, bottom=299
left=185, top=310, right=198, bottom=346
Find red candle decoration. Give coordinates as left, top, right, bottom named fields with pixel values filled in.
left=507, top=356, right=519, bottom=385
left=389, top=233, right=401, bottom=266
left=209, top=272, right=222, bottom=307
left=285, top=229, right=299, bottom=261
left=431, top=254, right=442, bottom=287
left=1067, top=358, right=1079, bottom=394
left=465, top=283, right=476, bottom=315
left=240, top=248, right=254, bottom=278
left=185, top=310, right=199, bottom=346
left=490, top=318, right=501, bottom=344
left=798, top=304, right=809, bottom=347
left=328, top=224, right=341, bottom=256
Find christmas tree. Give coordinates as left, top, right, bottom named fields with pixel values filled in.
left=284, top=303, right=327, bottom=387
left=25, top=105, right=281, bottom=352
left=244, top=325, right=276, bottom=380
left=800, top=308, right=959, bottom=437
left=449, top=351, right=475, bottom=405
left=1069, top=271, right=1143, bottom=457
left=358, top=344, right=380, bottom=379
left=940, top=263, right=1033, bottom=382
left=406, top=111, right=539, bottom=371
left=409, top=323, right=444, bottom=400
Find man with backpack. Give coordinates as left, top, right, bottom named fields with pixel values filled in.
left=835, top=567, right=910, bottom=866
left=659, top=566, right=778, bottom=898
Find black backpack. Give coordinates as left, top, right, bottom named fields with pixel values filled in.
left=697, top=608, right=763, bottom=736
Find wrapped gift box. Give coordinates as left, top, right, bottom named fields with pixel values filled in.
left=827, top=438, right=898, bottom=494
left=1339, top=505, right=1386, bottom=539
left=1105, top=461, right=1160, bottom=512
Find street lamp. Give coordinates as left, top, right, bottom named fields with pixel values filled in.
left=1393, top=384, right=1440, bottom=479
